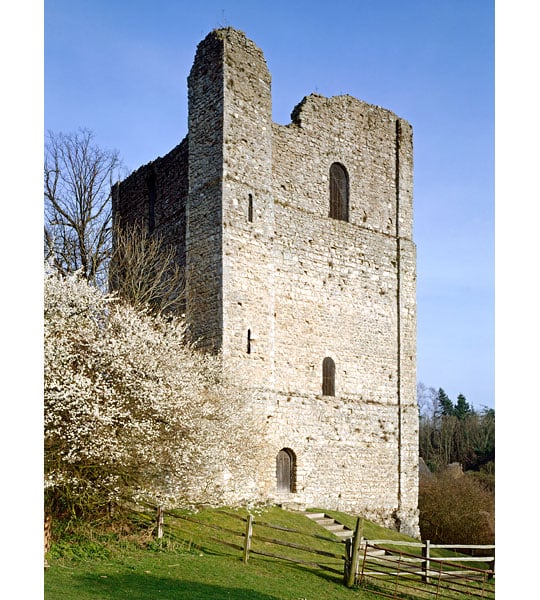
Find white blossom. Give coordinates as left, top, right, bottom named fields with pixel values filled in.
left=44, top=271, right=266, bottom=514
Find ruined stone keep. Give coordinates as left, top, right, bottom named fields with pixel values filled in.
left=112, top=27, right=419, bottom=536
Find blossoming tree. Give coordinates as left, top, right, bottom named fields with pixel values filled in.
left=44, top=271, right=264, bottom=517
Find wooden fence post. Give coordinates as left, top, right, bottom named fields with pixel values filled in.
left=343, top=537, right=352, bottom=584
left=422, top=539, right=430, bottom=583
left=243, top=514, right=254, bottom=564
left=489, top=549, right=495, bottom=580
left=156, top=506, right=164, bottom=539
left=346, top=517, right=363, bottom=588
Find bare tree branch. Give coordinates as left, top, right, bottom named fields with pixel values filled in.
left=110, top=222, right=185, bottom=315
left=44, top=129, right=123, bottom=288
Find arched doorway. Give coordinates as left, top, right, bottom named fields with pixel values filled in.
left=276, top=448, right=296, bottom=493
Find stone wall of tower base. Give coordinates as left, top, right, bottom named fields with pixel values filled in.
left=223, top=390, right=420, bottom=537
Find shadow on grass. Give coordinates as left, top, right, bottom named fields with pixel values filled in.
left=192, top=543, right=346, bottom=590
left=61, top=572, right=282, bottom=600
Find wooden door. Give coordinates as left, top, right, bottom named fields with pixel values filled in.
left=276, top=449, right=295, bottom=492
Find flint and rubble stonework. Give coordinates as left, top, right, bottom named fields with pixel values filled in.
left=112, top=27, right=419, bottom=537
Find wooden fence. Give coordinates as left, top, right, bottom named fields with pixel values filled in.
left=146, top=506, right=494, bottom=597
left=356, top=542, right=495, bottom=599
left=156, top=507, right=346, bottom=577
left=353, top=538, right=495, bottom=580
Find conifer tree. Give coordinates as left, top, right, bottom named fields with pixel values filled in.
left=437, top=388, right=455, bottom=417
left=455, top=393, right=473, bottom=420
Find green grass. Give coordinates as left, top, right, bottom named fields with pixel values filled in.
left=45, top=549, right=380, bottom=600
left=44, top=506, right=490, bottom=600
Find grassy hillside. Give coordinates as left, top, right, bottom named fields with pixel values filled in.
left=44, top=506, right=402, bottom=599
left=44, top=505, right=488, bottom=599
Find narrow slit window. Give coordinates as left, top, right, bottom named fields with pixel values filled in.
left=247, top=329, right=252, bottom=354
left=329, top=163, right=349, bottom=222
left=322, top=357, right=336, bottom=396
left=248, top=194, right=254, bottom=222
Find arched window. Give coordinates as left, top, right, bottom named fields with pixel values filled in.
left=276, top=448, right=296, bottom=493
left=329, top=163, right=349, bottom=222
left=322, top=357, right=336, bottom=396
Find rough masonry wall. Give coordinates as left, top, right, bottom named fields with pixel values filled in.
left=395, top=119, right=418, bottom=533
left=270, top=95, right=410, bottom=401
left=219, top=29, right=276, bottom=390
left=111, top=139, right=188, bottom=273
left=263, top=394, right=404, bottom=528
left=186, top=33, right=226, bottom=351
left=259, top=94, right=418, bottom=534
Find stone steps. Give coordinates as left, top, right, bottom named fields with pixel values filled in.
left=303, top=511, right=354, bottom=539
left=300, top=510, right=387, bottom=556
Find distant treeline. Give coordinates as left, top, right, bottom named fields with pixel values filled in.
left=417, top=385, right=495, bottom=473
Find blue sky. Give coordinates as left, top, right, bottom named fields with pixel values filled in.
left=42, top=0, right=495, bottom=409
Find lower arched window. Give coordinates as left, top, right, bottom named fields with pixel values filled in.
left=276, top=448, right=296, bottom=493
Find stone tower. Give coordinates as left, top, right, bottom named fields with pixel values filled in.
left=186, top=29, right=276, bottom=392
left=112, top=27, right=419, bottom=537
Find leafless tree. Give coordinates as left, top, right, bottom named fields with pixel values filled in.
left=44, top=129, right=123, bottom=288
left=417, top=381, right=438, bottom=419
left=109, top=222, right=185, bottom=315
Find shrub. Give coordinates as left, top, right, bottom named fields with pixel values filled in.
left=419, top=470, right=494, bottom=544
